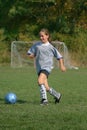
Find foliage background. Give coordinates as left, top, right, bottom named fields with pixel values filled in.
left=0, top=0, right=87, bottom=66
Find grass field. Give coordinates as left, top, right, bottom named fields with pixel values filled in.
left=0, top=66, right=87, bottom=130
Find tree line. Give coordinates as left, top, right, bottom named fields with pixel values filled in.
left=0, top=0, right=87, bottom=66
left=0, top=0, right=87, bottom=38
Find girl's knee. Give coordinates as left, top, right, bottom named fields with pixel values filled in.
left=38, top=76, right=45, bottom=85
left=38, top=78, right=43, bottom=85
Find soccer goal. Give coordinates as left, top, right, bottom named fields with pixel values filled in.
left=11, top=40, right=74, bottom=69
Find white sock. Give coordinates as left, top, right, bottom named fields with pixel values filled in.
left=48, top=88, right=60, bottom=98
left=39, top=84, right=47, bottom=101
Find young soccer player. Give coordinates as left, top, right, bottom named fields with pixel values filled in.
left=27, top=28, right=66, bottom=105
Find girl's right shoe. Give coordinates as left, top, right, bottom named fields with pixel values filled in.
left=40, top=99, right=48, bottom=105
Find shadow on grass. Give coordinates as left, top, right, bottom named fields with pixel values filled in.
left=0, top=98, right=38, bottom=105
left=0, top=98, right=4, bottom=103
left=17, top=99, right=27, bottom=104
left=0, top=98, right=39, bottom=105
left=0, top=98, right=27, bottom=104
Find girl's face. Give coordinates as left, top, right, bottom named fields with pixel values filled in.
left=39, top=31, right=49, bottom=43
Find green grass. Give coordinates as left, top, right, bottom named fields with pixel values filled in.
left=0, top=66, right=87, bottom=130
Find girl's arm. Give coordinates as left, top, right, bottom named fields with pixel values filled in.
left=58, top=58, right=66, bottom=72
left=28, top=53, right=35, bottom=59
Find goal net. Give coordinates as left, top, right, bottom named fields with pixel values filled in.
left=11, top=41, right=73, bottom=69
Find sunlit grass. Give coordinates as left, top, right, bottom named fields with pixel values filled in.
left=0, top=66, right=87, bottom=130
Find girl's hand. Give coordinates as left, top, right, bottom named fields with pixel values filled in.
left=60, top=65, right=66, bottom=72
left=59, top=58, right=66, bottom=72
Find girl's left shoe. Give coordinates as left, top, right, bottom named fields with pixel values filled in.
left=54, top=94, right=61, bottom=104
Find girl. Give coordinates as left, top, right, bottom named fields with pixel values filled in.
left=27, top=28, right=66, bottom=105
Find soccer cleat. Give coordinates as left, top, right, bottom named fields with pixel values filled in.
left=40, top=99, right=48, bottom=106
left=54, top=93, right=61, bottom=104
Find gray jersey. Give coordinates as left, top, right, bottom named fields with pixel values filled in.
left=27, top=42, right=63, bottom=73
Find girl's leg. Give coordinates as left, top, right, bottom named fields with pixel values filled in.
left=44, top=77, right=61, bottom=104
left=38, top=72, right=61, bottom=104
left=38, top=73, right=48, bottom=105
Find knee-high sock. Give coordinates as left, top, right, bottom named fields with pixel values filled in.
left=48, top=88, right=60, bottom=99
left=39, top=84, right=47, bottom=100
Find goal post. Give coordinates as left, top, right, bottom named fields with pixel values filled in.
left=11, top=41, right=35, bottom=68
left=11, top=40, right=73, bottom=69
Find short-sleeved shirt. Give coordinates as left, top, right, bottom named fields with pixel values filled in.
left=27, top=42, right=63, bottom=74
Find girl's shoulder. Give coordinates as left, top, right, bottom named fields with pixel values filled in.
left=34, top=41, right=42, bottom=45
left=32, top=41, right=42, bottom=48
left=49, top=42, right=55, bottom=48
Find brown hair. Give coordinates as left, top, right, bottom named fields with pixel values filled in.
left=39, top=28, right=51, bottom=42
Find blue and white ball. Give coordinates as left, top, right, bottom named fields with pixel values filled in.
left=5, top=93, right=17, bottom=104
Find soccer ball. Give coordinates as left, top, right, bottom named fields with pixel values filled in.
left=5, top=92, right=17, bottom=104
